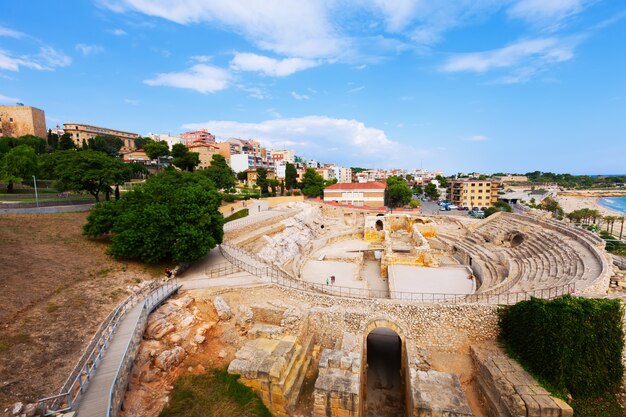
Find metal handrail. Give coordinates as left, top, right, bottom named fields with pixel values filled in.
left=107, top=280, right=181, bottom=417
left=219, top=243, right=576, bottom=305
left=36, top=281, right=161, bottom=414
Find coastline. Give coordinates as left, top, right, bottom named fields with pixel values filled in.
left=555, top=195, right=624, bottom=217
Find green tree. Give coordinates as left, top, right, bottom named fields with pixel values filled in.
left=1, top=145, right=39, bottom=192
left=484, top=201, right=513, bottom=218
left=171, top=143, right=200, bottom=172
left=83, top=170, right=224, bottom=264
left=279, top=180, right=285, bottom=196
left=256, top=167, right=269, bottom=195
left=203, top=154, right=235, bottom=190
left=47, top=130, right=59, bottom=150
left=435, top=175, right=448, bottom=188
left=285, top=163, right=298, bottom=191
left=413, top=184, right=423, bottom=195
left=134, top=137, right=152, bottom=150
left=51, top=150, right=127, bottom=201
left=144, top=140, right=170, bottom=171
left=236, top=171, right=248, bottom=182
left=268, top=178, right=279, bottom=195
left=88, top=135, right=124, bottom=156
left=386, top=176, right=412, bottom=208
left=424, top=182, right=440, bottom=200
left=58, top=133, right=75, bottom=150
left=301, top=168, right=324, bottom=197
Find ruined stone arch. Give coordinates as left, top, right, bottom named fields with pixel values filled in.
left=360, top=318, right=411, bottom=417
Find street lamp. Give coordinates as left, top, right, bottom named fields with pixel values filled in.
left=32, top=175, right=39, bottom=208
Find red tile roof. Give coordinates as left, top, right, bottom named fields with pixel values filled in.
left=325, top=182, right=386, bottom=190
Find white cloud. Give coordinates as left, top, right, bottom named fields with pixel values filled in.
left=0, top=93, right=20, bottom=104
left=508, top=0, right=594, bottom=27
left=347, top=85, right=365, bottom=93
left=464, top=135, right=489, bottom=141
left=182, top=115, right=431, bottom=167
left=101, top=0, right=346, bottom=59
left=230, top=52, right=318, bottom=77
left=190, top=55, right=212, bottom=63
left=124, top=98, right=140, bottom=105
left=290, top=91, right=310, bottom=100
left=238, top=85, right=271, bottom=100
left=144, top=64, right=231, bottom=94
left=442, top=37, right=575, bottom=82
left=0, top=26, right=24, bottom=38
left=75, top=43, right=104, bottom=56
left=0, top=47, right=71, bottom=72
left=110, top=28, right=127, bottom=36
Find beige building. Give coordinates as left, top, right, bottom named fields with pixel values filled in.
left=121, top=149, right=149, bottom=162
left=63, top=122, right=139, bottom=149
left=0, top=105, right=47, bottom=139
left=447, top=180, right=500, bottom=210
left=246, top=168, right=276, bottom=184
left=188, top=142, right=220, bottom=169
left=324, top=182, right=386, bottom=208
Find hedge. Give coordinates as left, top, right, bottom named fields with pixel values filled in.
left=224, top=208, right=249, bottom=223
left=499, top=295, right=624, bottom=398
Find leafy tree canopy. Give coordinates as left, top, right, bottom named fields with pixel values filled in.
left=301, top=167, right=324, bottom=197
left=88, top=135, right=124, bottom=157
left=171, top=143, right=200, bottom=172
left=255, top=167, right=269, bottom=195
left=49, top=150, right=130, bottom=201
left=201, top=154, right=235, bottom=190
left=83, top=170, right=224, bottom=264
left=0, top=144, right=39, bottom=192
left=285, top=162, right=298, bottom=191
left=386, top=176, right=412, bottom=208
left=424, top=182, right=440, bottom=200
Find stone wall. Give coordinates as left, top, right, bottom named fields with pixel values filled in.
left=0, top=106, right=47, bottom=139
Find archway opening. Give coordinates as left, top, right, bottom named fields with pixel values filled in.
left=364, top=327, right=405, bottom=417
left=375, top=219, right=384, bottom=231
left=510, top=233, right=524, bottom=248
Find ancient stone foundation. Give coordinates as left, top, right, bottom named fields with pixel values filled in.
left=471, top=345, right=573, bottom=417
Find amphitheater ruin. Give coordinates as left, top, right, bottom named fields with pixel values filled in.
left=37, top=201, right=620, bottom=417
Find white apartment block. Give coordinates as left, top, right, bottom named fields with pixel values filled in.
left=332, top=166, right=352, bottom=183
left=147, top=133, right=184, bottom=149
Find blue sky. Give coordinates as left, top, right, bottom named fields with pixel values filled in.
left=1, top=0, right=625, bottom=174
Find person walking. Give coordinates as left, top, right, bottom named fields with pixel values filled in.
left=326, top=277, right=329, bottom=285
left=331, top=275, right=335, bottom=285
left=164, top=267, right=172, bottom=279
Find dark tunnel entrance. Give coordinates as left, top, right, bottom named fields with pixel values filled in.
left=363, top=327, right=406, bottom=417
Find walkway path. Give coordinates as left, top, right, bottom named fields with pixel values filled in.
left=75, top=302, right=144, bottom=417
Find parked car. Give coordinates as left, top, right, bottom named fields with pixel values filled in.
left=448, top=204, right=458, bottom=210
left=439, top=206, right=450, bottom=211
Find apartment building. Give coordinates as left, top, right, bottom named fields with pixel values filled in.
left=447, top=179, right=500, bottom=210
left=269, top=149, right=295, bottom=164
left=181, top=129, right=215, bottom=146
left=246, top=168, right=276, bottom=184
left=332, top=166, right=352, bottom=183
left=147, top=132, right=185, bottom=149
left=0, top=105, right=47, bottom=139
left=324, top=182, right=386, bottom=208
left=63, top=122, right=139, bottom=149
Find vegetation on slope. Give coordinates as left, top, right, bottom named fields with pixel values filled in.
left=499, top=295, right=624, bottom=416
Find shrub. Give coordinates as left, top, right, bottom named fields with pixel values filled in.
left=222, top=193, right=236, bottom=203
left=224, top=208, right=249, bottom=223
left=293, top=191, right=301, bottom=196
left=499, top=295, right=624, bottom=398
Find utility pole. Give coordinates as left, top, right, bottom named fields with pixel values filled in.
left=32, top=175, right=39, bottom=208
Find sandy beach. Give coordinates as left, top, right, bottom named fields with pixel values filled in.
left=556, top=195, right=624, bottom=216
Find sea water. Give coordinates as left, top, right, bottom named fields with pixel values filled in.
left=598, top=196, right=626, bottom=214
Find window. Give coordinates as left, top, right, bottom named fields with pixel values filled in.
left=485, top=183, right=490, bottom=186
left=478, top=183, right=483, bottom=186
left=478, top=196, right=483, bottom=199
left=9, top=118, right=13, bottom=122
left=471, top=183, right=475, bottom=186
left=478, top=189, right=483, bottom=193
left=75, top=126, right=78, bottom=129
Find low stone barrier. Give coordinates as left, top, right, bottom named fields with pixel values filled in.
left=471, top=345, right=573, bottom=417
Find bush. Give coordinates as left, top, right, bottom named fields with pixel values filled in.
left=293, top=191, right=301, bottom=196
left=224, top=208, right=249, bottom=223
left=499, top=295, right=624, bottom=398
left=222, top=193, right=236, bottom=203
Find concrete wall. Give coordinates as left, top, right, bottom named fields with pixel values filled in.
left=0, top=204, right=94, bottom=215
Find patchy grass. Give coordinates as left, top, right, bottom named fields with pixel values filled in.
left=159, top=368, right=272, bottom=417
left=97, top=268, right=111, bottom=278
left=46, top=303, right=59, bottom=313
left=0, top=333, right=33, bottom=352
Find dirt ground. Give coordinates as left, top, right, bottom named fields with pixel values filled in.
left=0, top=212, right=164, bottom=411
